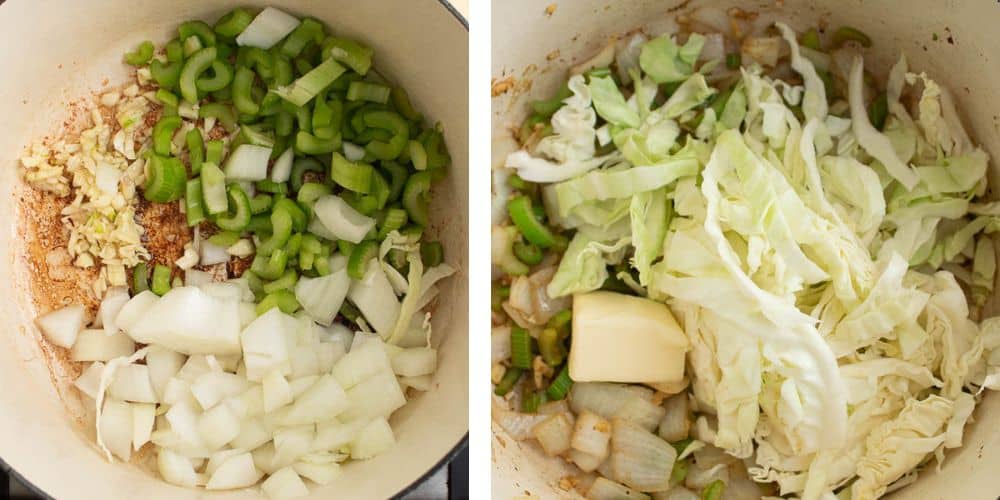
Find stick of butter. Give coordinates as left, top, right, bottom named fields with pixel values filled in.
left=568, top=291, right=689, bottom=383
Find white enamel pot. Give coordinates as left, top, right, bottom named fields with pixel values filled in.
left=0, top=0, right=468, bottom=498
left=491, top=0, right=1000, bottom=498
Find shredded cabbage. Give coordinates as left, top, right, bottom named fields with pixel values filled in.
left=639, top=33, right=705, bottom=84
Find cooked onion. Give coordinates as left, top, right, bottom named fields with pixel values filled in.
left=610, top=418, right=677, bottom=492
left=532, top=412, right=574, bottom=456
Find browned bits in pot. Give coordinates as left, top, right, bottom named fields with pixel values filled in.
left=228, top=256, right=252, bottom=277
left=651, top=390, right=668, bottom=406
left=138, top=198, right=191, bottom=267
left=492, top=76, right=516, bottom=97
left=558, top=476, right=577, bottom=491
left=544, top=3, right=557, bottom=17
left=142, top=105, right=162, bottom=131
left=19, top=186, right=101, bottom=315
left=207, top=123, right=229, bottom=141
left=727, top=6, right=757, bottom=20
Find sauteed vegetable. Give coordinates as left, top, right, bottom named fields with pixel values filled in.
left=24, top=6, right=452, bottom=499
left=493, top=19, right=1000, bottom=500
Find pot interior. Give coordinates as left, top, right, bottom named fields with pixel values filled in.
left=0, top=1, right=468, bottom=498
left=491, top=0, right=1000, bottom=498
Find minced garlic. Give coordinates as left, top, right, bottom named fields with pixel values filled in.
left=20, top=83, right=155, bottom=297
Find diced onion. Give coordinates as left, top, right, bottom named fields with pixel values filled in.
left=126, top=287, right=242, bottom=356
left=332, top=339, right=391, bottom=389
left=569, top=448, right=604, bottom=473
left=491, top=325, right=511, bottom=363
left=658, top=394, right=691, bottom=442
left=692, top=445, right=738, bottom=469
left=108, top=363, right=159, bottom=403
left=166, top=399, right=206, bottom=450
left=260, top=466, right=309, bottom=500
left=198, top=403, right=241, bottom=450
left=272, top=425, right=314, bottom=469
left=342, top=142, right=365, bottom=161
left=231, top=417, right=271, bottom=451
left=347, top=261, right=401, bottom=337
left=321, top=323, right=354, bottom=351
left=531, top=412, right=574, bottom=456
left=569, top=382, right=655, bottom=423
left=252, top=442, right=279, bottom=474
left=315, top=341, right=346, bottom=373
left=74, top=361, right=105, bottom=399
left=313, top=418, right=369, bottom=453
left=262, top=369, right=294, bottom=413
left=615, top=397, right=666, bottom=432
left=293, top=317, right=321, bottom=346
left=610, top=417, right=676, bottom=492
left=349, top=417, right=395, bottom=459
left=199, top=281, right=244, bottom=301
left=292, top=456, right=341, bottom=485
left=399, top=375, right=432, bottom=391
left=51, top=211, right=437, bottom=497
left=495, top=408, right=549, bottom=441
left=132, top=402, right=156, bottom=450
left=224, top=144, right=272, bottom=181
left=572, top=410, right=612, bottom=459
left=241, top=308, right=296, bottom=381
left=289, top=375, right=319, bottom=399
left=184, top=269, right=214, bottom=287
left=95, top=348, right=150, bottom=460
left=238, top=302, right=257, bottom=328
left=205, top=449, right=245, bottom=477
left=282, top=374, right=349, bottom=425
left=162, top=377, right=195, bottom=407
left=190, top=371, right=251, bottom=409
left=539, top=400, right=571, bottom=415
left=34, top=303, right=86, bottom=348
left=199, top=240, right=231, bottom=266
left=307, top=216, right=338, bottom=241
left=270, top=147, right=294, bottom=183
left=227, top=239, right=255, bottom=257
left=295, top=269, right=350, bottom=326
left=289, top=345, right=320, bottom=379
left=158, top=448, right=199, bottom=487
left=99, top=397, right=134, bottom=461
left=72, top=329, right=136, bottom=362
left=313, top=194, right=376, bottom=244
left=741, top=36, right=783, bottom=67
left=115, top=291, right=159, bottom=333
left=684, top=463, right=729, bottom=491
left=176, top=355, right=214, bottom=382
left=390, top=347, right=437, bottom=377
left=586, top=476, right=648, bottom=500
left=206, top=452, right=262, bottom=490
left=339, top=371, right=406, bottom=422
left=175, top=246, right=200, bottom=270
left=98, top=287, right=130, bottom=336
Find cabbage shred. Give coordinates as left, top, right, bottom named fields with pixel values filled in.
left=495, top=21, right=1000, bottom=500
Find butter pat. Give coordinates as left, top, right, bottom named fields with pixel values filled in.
left=569, top=291, right=688, bottom=383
